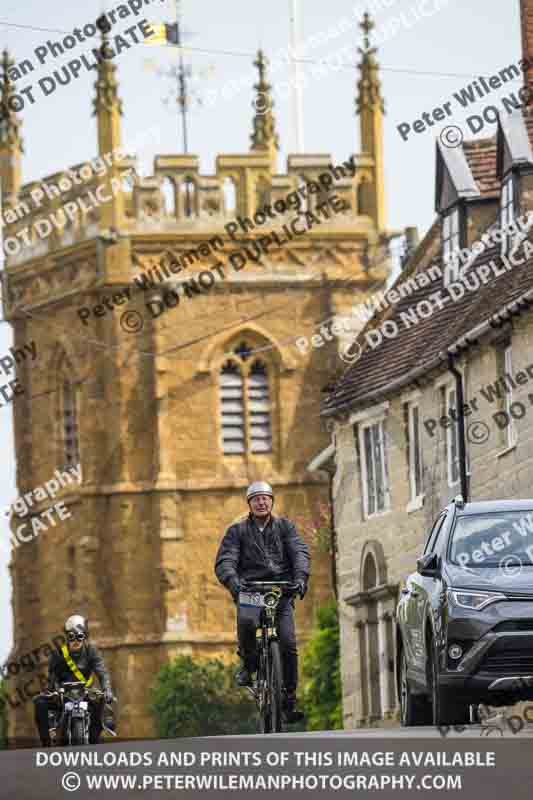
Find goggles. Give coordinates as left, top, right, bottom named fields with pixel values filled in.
left=66, top=632, right=86, bottom=642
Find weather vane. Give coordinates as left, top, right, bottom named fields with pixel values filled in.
left=144, top=0, right=215, bottom=155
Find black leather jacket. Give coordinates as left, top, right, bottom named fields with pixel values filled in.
left=47, top=642, right=111, bottom=692
left=214, top=513, right=311, bottom=589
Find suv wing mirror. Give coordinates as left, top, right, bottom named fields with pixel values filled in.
left=417, top=553, right=440, bottom=578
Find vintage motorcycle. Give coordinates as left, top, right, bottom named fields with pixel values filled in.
left=45, top=681, right=116, bottom=746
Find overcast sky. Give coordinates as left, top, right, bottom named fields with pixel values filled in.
left=0, top=0, right=522, bottom=663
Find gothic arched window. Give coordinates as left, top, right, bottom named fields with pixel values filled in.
left=62, top=379, right=80, bottom=469
left=219, top=342, right=272, bottom=455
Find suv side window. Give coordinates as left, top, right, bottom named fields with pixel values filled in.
left=433, top=514, right=450, bottom=557
left=423, top=514, right=446, bottom=555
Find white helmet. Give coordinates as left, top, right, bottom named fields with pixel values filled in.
left=65, top=614, right=88, bottom=638
left=246, top=481, right=274, bottom=503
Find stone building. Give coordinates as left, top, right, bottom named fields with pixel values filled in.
left=317, top=0, right=533, bottom=731
left=1, top=16, right=393, bottom=741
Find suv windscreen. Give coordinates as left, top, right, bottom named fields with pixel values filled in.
left=449, top=511, right=533, bottom=568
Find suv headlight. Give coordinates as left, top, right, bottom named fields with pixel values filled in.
left=448, top=588, right=506, bottom=611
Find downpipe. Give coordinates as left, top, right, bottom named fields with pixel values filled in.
left=447, top=354, right=469, bottom=502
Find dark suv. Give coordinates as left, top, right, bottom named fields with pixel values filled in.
left=397, top=497, right=533, bottom=726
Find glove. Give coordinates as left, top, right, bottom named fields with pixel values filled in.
left=104, top=688, right=114, bottom=704
left=228, top=578, right=241, bottom=599
left=295, top=580, right=307, bottom=600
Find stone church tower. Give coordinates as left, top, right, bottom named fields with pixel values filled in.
left=2, top=17, right=391, bottom=741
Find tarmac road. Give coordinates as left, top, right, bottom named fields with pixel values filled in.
left=1, top=723, right=533, bottom=800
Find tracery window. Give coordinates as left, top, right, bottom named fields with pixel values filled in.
left=220, top=341, right=272, bottom=455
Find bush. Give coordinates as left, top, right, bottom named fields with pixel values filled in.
left=149, top=655, right=257, bottom=738
left=300, top=600, right=343, bottom=731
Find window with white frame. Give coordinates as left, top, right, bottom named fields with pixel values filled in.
left=441, top=385, right=460, bottom=487
left=359, top=419, right=390, bottom=517
left=501, top=176, right=516, bottom=255
left=442, top=208, right=461, bottom=284
left=502, top=344, right=517, bottom=448
left=219, top=342, right=272, bottom=455
left=405, top=401, right=423, bottom=504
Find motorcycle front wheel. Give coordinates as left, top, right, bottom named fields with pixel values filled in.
left=70, top=718, right=86, bottom=746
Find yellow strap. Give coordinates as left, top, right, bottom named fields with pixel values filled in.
left=61, top=644, right=94, bottom=687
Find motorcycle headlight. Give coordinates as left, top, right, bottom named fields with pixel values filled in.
left=263, top=592, right=277, bottom=608
left=448, top=588, right=506, bottom=611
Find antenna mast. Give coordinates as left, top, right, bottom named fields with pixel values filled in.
left=289, top=0, right=304, bottom=152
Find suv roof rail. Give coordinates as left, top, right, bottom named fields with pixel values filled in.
left=453, top=494, right=465, bottom=509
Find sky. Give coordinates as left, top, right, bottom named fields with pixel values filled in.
left=0, top=0, right=523, bottom=664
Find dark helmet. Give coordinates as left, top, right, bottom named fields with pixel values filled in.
left=64, top=614, right=88, bottom=639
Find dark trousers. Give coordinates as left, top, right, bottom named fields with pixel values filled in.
left=237, top=597, right=298, bottom=693
left=34, top=694, right=103, bottom=746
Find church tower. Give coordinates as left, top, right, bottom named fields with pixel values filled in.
left=4, top=19, right=392, bottom=741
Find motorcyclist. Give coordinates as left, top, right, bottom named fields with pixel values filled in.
left=214, top=481, right=310, bottom=723
left=34, top=615, right=114, bottom=747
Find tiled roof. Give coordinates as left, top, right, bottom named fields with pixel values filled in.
left=462, top=138, right=499, bottom=197
left=321, top=239, right=533, bottom=417
left=320, top=108, right=533, bottom=418
left=461, top=108, right=533, bottom=197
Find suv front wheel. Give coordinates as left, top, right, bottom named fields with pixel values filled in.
left=399, top=647, right=431, bottom=726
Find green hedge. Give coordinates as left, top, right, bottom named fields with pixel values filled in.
left=301, top=600, right=343, bottom=731
left=149, top=655, right=257, bottom=738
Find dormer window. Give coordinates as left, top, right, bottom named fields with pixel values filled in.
left=442, top=207, right=461, bottom=284
left=500, top=175, right=516, bottom=255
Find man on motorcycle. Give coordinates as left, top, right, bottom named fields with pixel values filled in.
left=214, top=482, right=310, bottom=723
left=34, top=615, right=114, bottom=747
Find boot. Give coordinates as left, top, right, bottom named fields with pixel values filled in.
left=235, top=668, right=252, bottom=687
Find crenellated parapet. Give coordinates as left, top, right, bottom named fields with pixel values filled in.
left=1, top=145, right=387, bottom=321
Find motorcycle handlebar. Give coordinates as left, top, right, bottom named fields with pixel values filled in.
left=241, top=581, right=300, bottom=595
left=35, top=688, right=116, bottom=702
